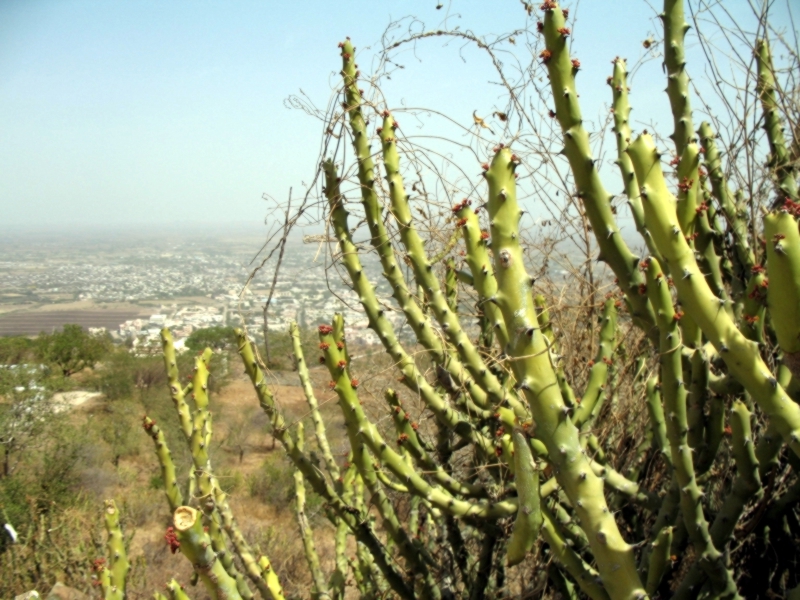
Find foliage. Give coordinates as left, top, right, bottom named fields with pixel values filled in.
left=185, top=325, right=237, bottom=353
left=35, top=324, right=111, bottom=377
left=0, top=336, right=36, bottom=365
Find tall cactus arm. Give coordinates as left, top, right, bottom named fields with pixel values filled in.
left=142, top=417, right=183, bottom=512
left=674, top=143, right=701, bottom=237
left=187, top=354, right=270, bottom=600
left=645, top=377, right=671, bottom=465
left=765, top=210, right=800, bottom=371
left=673, top=400, right=763, bottom=599
left=173, top=506, right=243, bottom=600
left=540, top=504, right=611, bottom=600
left=662, top=0, right=695, bottom=156
left=644, top=526, right=673, bottom=596
left=609, top=57, right=663, bottom=265
left=694, top=204, right=731, bottom=317
left=505, top=429, right=543, bottom=566
left=101, top=500, right=129, bottom=600
left=485, top=146, right=646, bottom=600
left=293, top=424, right=331, bottom=600
left=379, top=112, right=523, bottom=415
left=160, top=329, right=192, bottom=438
left=573, top=299, right=617, bottom=429
left=321, top=159, right=495, bottom=454
left=697, top=122, right=755, bottom=273
left=741, top=269, right=767, bottom=344
left=643, top=257, right=740, bottom=597
left=290, top=322, right=340, bottom=482
left=756, top=38, right=799, bottom=203
left=628, top=132, right=800, bottom=460
left=454, top=203, right=510, bottom=351
left=336, top=41, right=494, bottom=416
left=540, top=3, right=656, bottom=337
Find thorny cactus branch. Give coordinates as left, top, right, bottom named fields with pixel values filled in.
left=629, top=134, right=800, bottom=455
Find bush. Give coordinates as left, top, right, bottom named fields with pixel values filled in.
left=35, top=324, right=111, bottom=376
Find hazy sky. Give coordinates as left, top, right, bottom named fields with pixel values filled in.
left=0, top=1, right=792, bottom=233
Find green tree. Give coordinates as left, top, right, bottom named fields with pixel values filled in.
left=185, top=326, right=236, bottom=353
left=0, top=336, right=35, bottom=365
left=35, top=324, right=110, bottom=376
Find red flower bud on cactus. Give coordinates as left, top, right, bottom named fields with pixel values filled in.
left=164, top=527, right=180, bottom=554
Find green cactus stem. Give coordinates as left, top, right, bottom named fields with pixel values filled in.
left=697, top=122, right=755, bottom=273
left=445, top=259, right=458, bottom=313
left=643, top=256, right=739, bottom=597
left=687, top=349, right=709, bottom=455
left=101, top=500, right=129, bottom=600
left=674, top=400, right=763, bottom=598
left=662, top=0, right=695, bottom=155
left=645, top=526, right=673, bottom=596
left=694, top=204, right=730, bottom=316
left=534, top=295, right=579, bottom=409
left=255, top=557, right=287, bottom=600
left=540, top=504, right=610, bottom=600
left=316, top=330, right=440, bottom=598
left=541, top=3, right=656, bottom=337
left=645, top=377, right=671, bottom=465
left=142, top=417, right=183, bottom=511
left=173, top=506, right=243, bottom=600
left=629, top=132, right=800, bottom=461
left=506, top=430, right=543, bottom=566
left=160, top=329, right=193, bottom=438
left=385, top=389, right=486, bottom=498
left=321, top=159, right=495, bottom=455
left=765, top=210, right=800, bottom=374
left=165, top=579, right=192, bottom=600
left=573, top=299, right=617, bottom=429
left=379, top=112, right=523, bottom=415
left=609, top=57, right=663, bottom=264
left=182, top=351, right=265, bottom=600
left=290, top=322, right=340, bottom=482
left=319, top=319, right=517, bottom=520
left=756, top=37, right=798, bottom=203
left=234, top=328, right=415, bottom=599
left=741, top=269, right=767, bottom=344
left=293, top=423, right=330, bottom=600
left=675, top=143, right=701, bottom=238
left=454, top=203, right=510, bottom=351
left=485, top=145, right=646, bottom=599
left=548, top=562, right=579, bottom=600
left=336, top=42, right=499, bottom=418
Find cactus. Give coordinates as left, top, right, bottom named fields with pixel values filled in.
left=94, top=1, right=800, bottom=598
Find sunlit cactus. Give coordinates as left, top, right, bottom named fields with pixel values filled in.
left=111, top=1, right=800, bottom=598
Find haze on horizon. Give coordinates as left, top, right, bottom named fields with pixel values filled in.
left=1, top=0, right=792, bottom=235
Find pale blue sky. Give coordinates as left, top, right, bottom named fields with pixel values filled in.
left=0, top=0, right=792, bottom=233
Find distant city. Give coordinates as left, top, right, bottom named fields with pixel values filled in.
left=0, top=226, right=410, bottom=348
left=0, top=222, right=617, bottom=350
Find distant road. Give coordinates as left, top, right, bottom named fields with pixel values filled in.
left=0, top=309, right=140, bottom=336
